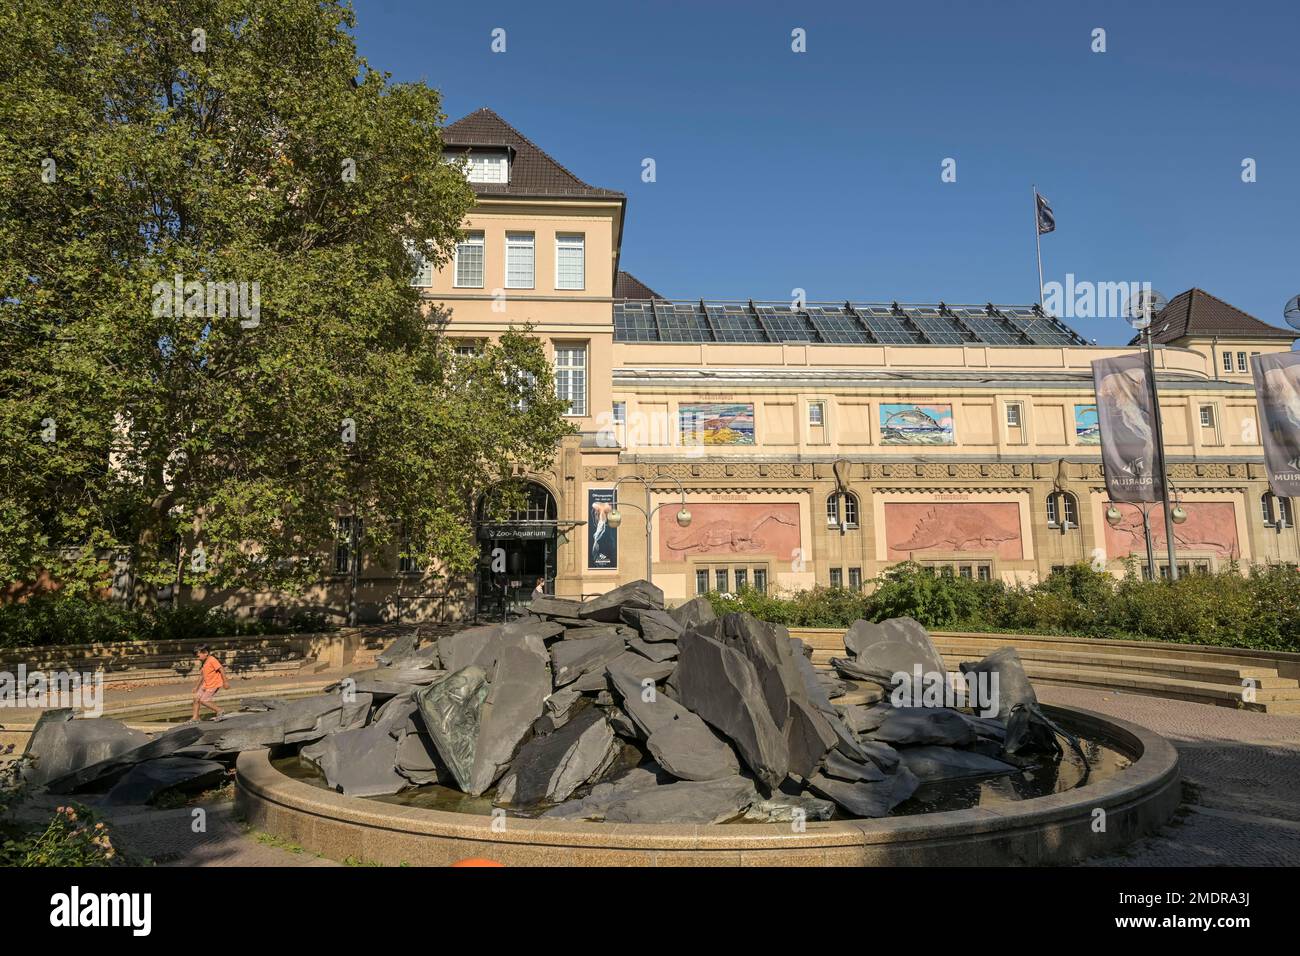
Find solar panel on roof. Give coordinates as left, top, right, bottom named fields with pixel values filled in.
left=613, top=302, right=659, bottom=342
left=655, top=302, right=713, bottom=342
left=849, top=305, right=922, bottom=344
left=805, top=306, right=871, bottom=344
left=754, top=305, right=820, bottom=342
left=704, top=304, right=767, bottom=343
left=906, top=311, right=969, bottom=344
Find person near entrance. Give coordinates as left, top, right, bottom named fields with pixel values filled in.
left=532, top=577, right=546, bottom=598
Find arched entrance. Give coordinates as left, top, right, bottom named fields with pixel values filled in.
left=475, top=482, right=558, bottom=620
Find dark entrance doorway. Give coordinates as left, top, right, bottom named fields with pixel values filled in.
left=476, top=483, right=557, bottom=621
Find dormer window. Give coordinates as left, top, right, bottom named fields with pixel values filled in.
left=463, top=151, right=509, bottom=184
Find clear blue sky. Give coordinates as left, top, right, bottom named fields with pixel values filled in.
left=352, top=0, right=1299, bottom=345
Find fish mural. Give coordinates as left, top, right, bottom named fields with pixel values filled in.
left=880, top=404, right=955, bottom=445
left=885, top=502, right=1023, bottom=559
left=660, top=503, right=800, bottom=559
left=1103, top=502, right=1239, bottom=559
left=678, top=403, right=755, bottom=446
left=1074, top=405, right=1101, bottom=445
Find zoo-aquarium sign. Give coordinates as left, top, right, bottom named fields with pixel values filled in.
left=879, top=403, right=954, bottom=445
left=679, top=403, right=755, bottom=446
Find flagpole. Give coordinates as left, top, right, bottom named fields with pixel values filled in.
left=1033, top=184, right=1046, bottom=310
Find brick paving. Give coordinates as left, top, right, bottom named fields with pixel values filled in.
left=1038, top=686, right=1300, bottom=866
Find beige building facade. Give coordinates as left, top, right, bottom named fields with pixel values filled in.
left=268, top=110, right=1299, bottom=622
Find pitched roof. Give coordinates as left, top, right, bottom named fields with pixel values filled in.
left=614, top=271, right=662, bottom=300
left=1129, top=288, right=1296, bottom=345
left=443, top=108, right=623, bottom=200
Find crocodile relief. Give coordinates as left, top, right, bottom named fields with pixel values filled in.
left=660, top=503, right=800, bottom=559
left=885, top=503, right=1024, bottom=559
left=1104, top=501, right=1239, bottom=558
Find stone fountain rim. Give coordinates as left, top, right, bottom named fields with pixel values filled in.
left=235, top=704, right=1180, bottom=856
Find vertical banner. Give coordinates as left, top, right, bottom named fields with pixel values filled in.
left=587, top=489, right=617, bottom=570
left=1251, top=351, right=1300, bottom=496
left=1092, top=354, right=1164, bottom=502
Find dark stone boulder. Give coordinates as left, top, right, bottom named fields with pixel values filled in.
left=667, top=595, right=717, bottom=630
left=494, top=709, right=620, bottom=807
left=867, top=707, right=978, bottom=748
left=674, top=627, right=789, bottom=789
left=300, top=718, right=409, bottom=798
left=416, top=666, right=490, bottom=792
left=840, top=617, right=947, bottom=688
left=784, top=697, right=840, bottom=779
left=578, top=579, right=664, bottom=622
left=628, top=637, right=678, bottom=663
left=23, top=716, right=149, bottom=788
left=467, top=635, right=553, bottom=795
left=821, top=749, right=886, bottom=783
left=743, top=792, right=836, bottom=823
left=807, top=766, right=920, bottom=818
left=896, top=745, right=1018, bottom=784
left=44, top=724, right=206, bottom=794
left=527, top=595, right=584, bottom=618
left=619, top=607, right=684, bottom=643
left=550, top=633, right=626, bottom=687
left=602, top=775, right=757, bottom=824
left=542, top=763, right=674, bottom=820
left=958, top=647, right=1037, bottom=717
left=101, top=756, right=227, bottom=806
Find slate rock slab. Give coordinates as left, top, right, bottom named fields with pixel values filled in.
left=604, top=651, right=675, bottom=685
left=839, top=702, right=893, bottom=736
left=102, top=756, right=227, bottom=807
left=840, top=617, right=947, bottom=688
left=578, top=579, right=664, bottom=622
left=674, top=628, right=789, bottom=789
left=602, top=775, right=756, bottom=824
left=416, top=667, right=490, bottom=791
left=628, top=637, right=678, bottom=663
left=467, top=636, right=553, bottom=795
left=743, top=792, right=836, bottom=823
left=667, top=595, right=717, bottom=630
left=897, top=745, right=1018, bottom=783
left=791, top=642, right=873, bottom=764
left=807, top=766, right=920, bottom=818
left=867, top=707, right=978, bottom=748
left=495, top=709, right=619, bottom=807
left=784, top=697, right=839, bottom=779
left=543, top=763, right=674, bottom=820
left=527, top=595, right=585, bottom=618
left=301, top=722, right=408, bottom=798
left=822, top=749, right=886, bottom=783
left=44, top=724, right=206, bottom=794
left=958, top=647, right=1038, bottom=718
left=24, top=718, right=150, bottom=788
left=619, top=607, right=684, bottom=643
left=550, top=633, right=626, bottom=687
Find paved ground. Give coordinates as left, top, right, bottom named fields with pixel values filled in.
left=7, top=673, right=1300, bottom=866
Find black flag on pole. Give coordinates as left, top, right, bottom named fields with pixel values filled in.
left=1035, top=192, right=1055, bottom=235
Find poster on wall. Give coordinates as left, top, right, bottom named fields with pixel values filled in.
left=1091, top=354, right=1163, bottom=503
left=678, top=403, right=755, bottom=446
left=1251, top=352, right=1300, bottom=497
left=587, top=489, right=617, bottom=570
left=1074, top=404, right=1101, bottom=445
left=879, top=403, right=955, bottom=445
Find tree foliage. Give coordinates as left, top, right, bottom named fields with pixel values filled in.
left=0, top=0, right=572, bottom=603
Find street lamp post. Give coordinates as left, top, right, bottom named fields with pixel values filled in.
left=1107, top=495, right=1187, bottom=581
left=1128, top=290, right=1181, bottom=580
left=604, top=476, right=692, bottom=586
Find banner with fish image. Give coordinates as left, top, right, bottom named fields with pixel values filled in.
left=1251, top=351, right=1300, bottom=497
left=879, top=403, right=954, bottom=445
left=587, top=488, right=617, bottom=570
left=1092, top=354, right=1163, bottom=503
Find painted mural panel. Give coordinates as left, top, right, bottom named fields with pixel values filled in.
left=678, top=403, right=755, bottom=446
left=879, top=403, right=955, bottom=445
left=885, top=502, right=1023, bottom=559
left=1074, top=404, right=1101, bottom=445
left=659, top=502, right=800, bottom=561
left=1103, top=502, right=1239, bottom=559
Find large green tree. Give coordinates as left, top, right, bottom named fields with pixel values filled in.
left=0, top=0, right=572, bottom=605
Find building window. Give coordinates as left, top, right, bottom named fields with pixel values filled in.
left=1046, top=492, right=1078, bottom=528
left=554, top=344, right=587, bottom=417
left=398, top=526, right=423, bottom=575
left=334, top=517, right=359, bottom=575
left=1223, top=351, right=1233, bottom=373
left=1006, top=403, right=1022, bottom=427
left=453, top=340, right=482, bottom=358
left=734, top=568, right=748, bottom=590
left=463, top=152, right=508, bottom=184
left=1199, top=405, right=1215, bottom=428
left=505, top=232, right=535, bottom=289
left=555, top=234, right=585, bottom=290
left=829, top=567, right=843, bottom=588
left=826, top=493, right=859, bottom=529
left=454, top=232, right=484, bottom=288
left=612, top=401, right=626, bottom=424
left=1263, top=493, right=1294, bottom=528
left=753, top=568, right=767, bottom=593
left=696, top=569, right=709, bottom=595
left=1237, top=351, right=1247, bottom=372
left=808, top=402, right=825, bottom=426
left=848, top=567, right=862, bottom=591
left=977, top=565, right=991, bottom=582
left=715, top=568, right=729, bottom=592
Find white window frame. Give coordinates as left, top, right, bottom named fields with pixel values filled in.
left=808, top=401, right=825, bottom=427
left=464, top=152, right=509, bottom=184
left=555, top=234, right=585, bottom=291
left=505, top=232, right=535, bottom=289
left=612, top=401, right=626, bottom=424
left=554, top=342, right=588, bottom=417
left=1199, top=405, right=1215, bottom=428
left=1237, top=351, right=1248, bottom=372
left=454, top=232, right=485, bottom=288
left=1006, top=403, right=1023, bottom=428
left=1223, top=351, right=1234, bottom=373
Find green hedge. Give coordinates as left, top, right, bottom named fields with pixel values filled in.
left=706, top=561, right=1300, bottom=652
left=0, top=596, right=329, bottom=649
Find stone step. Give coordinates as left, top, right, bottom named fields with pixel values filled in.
left=1013, top=660, right=1300, bottom=711
left=934, top=649, right=1296, bottom=688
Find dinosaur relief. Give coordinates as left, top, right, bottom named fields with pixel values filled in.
left=660, top=503, right=801, bottom=559
left=1104, top=502, right=1239, bottom=558
left=885, top=503, right=1024, bottom=559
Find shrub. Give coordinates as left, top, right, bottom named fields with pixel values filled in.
left=0, top=804, right=121, bottom=867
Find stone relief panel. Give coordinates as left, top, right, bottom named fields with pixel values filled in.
left=659, top=502, right=801, bottom=560
left=884, top=502, right=1024, bottom=559
left=1103, top=501, right=1240, bottom=558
